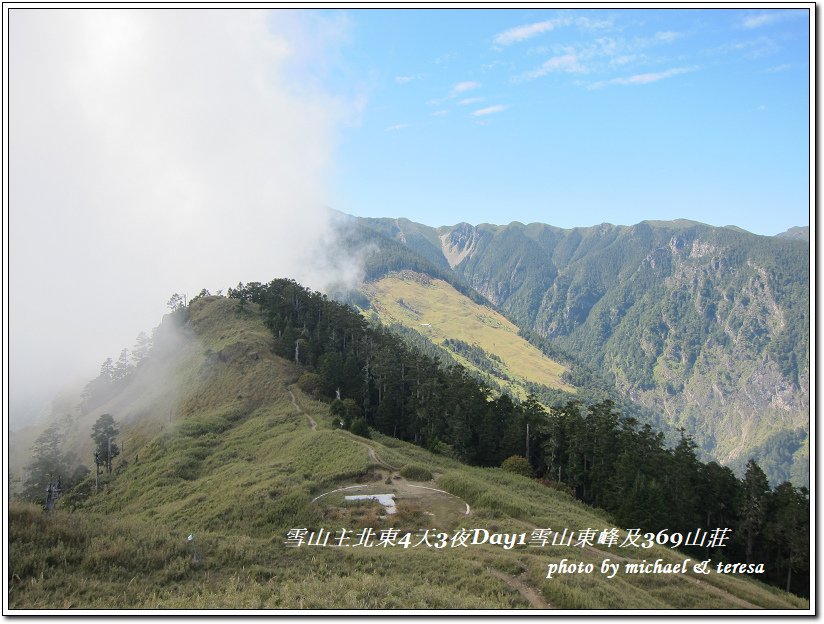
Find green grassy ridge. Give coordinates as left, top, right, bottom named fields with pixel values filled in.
left=8, top=296, right=807, bottom=610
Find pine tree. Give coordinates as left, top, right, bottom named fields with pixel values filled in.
left=738, top=459, right=770, bottom=564
left=91, top=414, right=120, bottom=474
left=666, top=429, right=702, bottom=533
left=765, top=482, right=809, bottom=594
left=22, top=423, right=70, bottom=503
left=329, top=398, right=348, bottom=429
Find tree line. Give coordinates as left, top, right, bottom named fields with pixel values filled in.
left=228, top=278, right=809, bottom=596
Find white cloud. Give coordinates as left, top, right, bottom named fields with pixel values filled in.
left=472, top=105, right=507, bottom=116
left=741, top=9, right=806, bottom=29
left=9, top=10, right=361, bottom=426
left=385, top=123, right=409, bottom=131
left=458, top=97, right=485, bottom=106
left=429, top=81, right=481, bottom=106
left=575, top=16, right=614, bottom=30
left=614, top=67, right=693, bottom=84
left=519, top=54, right=587, bottom=81
left=452, top=80, right=481, bottom=94
left=610, top=54, right=641, bottom=66
left=493, top=20, right=560, bottom=46
left=431, top=110, right=449, bottom=116
left=522, top=29, right=686, bottom=80
left=481, top=60, right=506, bottom=72
left=714, top=36, right=780, bottom=59
left=396, top=73, right=425, bottom=84
left=655, top=31, right=681, bottom=43
left=766, top=63, right=792, bottom=73
left=590, top=66, right=697, bottom=88
left=742, top=13, right=783, bottom=29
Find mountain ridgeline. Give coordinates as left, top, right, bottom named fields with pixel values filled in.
left=349, top=216, right=810, bottom=487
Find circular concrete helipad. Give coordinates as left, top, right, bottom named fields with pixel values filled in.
left=311, top=471, right=470, bottom=530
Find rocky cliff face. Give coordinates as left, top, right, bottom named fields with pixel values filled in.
left=606, top=240, right=808, bottom=462
left=454, top=221, right=809, bottom=485
left=439, top=222, right=479, bottom=269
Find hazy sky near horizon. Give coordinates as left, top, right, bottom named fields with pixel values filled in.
left=327, top=8, right=810, bottom=236
left=6, top=7, right=812, bottom=427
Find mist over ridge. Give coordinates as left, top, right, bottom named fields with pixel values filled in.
left=9, top=10, right=362, bottom=427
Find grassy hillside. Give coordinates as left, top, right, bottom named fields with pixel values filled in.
left=361, top=271, right=574, bottom=399
left=7, top=295, right=808, bottom=610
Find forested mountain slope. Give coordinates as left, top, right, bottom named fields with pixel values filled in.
left=352, top=217, right=810, bottom=487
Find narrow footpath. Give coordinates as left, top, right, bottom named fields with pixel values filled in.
left=288, top=388, right=316, bottom=429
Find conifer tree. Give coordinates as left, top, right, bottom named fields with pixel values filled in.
left=91, top=414, right=120, bottom=474
left=738, top=459, right=770, bottom=564
left=23, top=423, right=70, bottom=503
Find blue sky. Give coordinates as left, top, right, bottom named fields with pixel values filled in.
left=320, top=8, right=810, bottom=236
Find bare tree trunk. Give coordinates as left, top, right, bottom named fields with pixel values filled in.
left=526, top=423, right=530, bottom=461
left=786, top=554, right=792, bottom=593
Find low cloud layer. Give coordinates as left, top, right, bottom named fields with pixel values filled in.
left=9, top=10, right=360, bottom=426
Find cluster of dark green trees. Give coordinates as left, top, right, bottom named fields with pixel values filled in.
left=20, top=420, right=87, bottom=503
left=21, top=327, right=154, bottom=503
left=20, top=413, right=121, bottom=506
left=530, top=401, right=808, bottom=595
left=79, top=332, right=153, bottom=413
left=228, top=278, right=808, bottom=596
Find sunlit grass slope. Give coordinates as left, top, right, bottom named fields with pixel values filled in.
left=361, top=271, right=575, bottom=397
left=7, top=296, right=806, bottom=610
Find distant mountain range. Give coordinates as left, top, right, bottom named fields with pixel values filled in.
left=343, top=215, right=810, bottom=487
